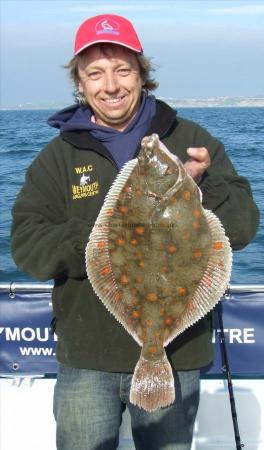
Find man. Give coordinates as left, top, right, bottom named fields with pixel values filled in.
left=11, top=14, right=259, bottom=450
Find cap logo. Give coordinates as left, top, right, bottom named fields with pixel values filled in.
left=95, top=18, right=120, bottom=36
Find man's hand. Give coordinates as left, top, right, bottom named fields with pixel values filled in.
left=183, top=147, right=211, bottom=184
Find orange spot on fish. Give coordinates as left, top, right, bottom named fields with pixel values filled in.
left=183, top=191, right=191, bottom=201
left=136, top=189, right=142, bottom=198
left=164, top=317, right=173, bottom=326
left=119, top=206, right=128, bottom=214
left=132, top=310, right=140, bottom=318
left=135, top=226, right=145, bottom=235
left=193, top=249, right=202, bottom=259
left=167, top=244, right=177, bottom=254
left=146, top=293, right=158, bottom=302
left=96, top=241, right=106, bottom=248
left=204, top=278, right=212, bottom=288
left=178, top=287, right=187, bottom=296
left=101, top=266, right=110, bottom=276
left=123, top=185, right=131, bottom=193
left=160, top=266, right=169, bottom=273
left=192, top=221, right=201, bottom=230
left=138, top=260, right=145, bottom=268
left=114, top=292, right=122, bottom=301
left=106, top=208, right=114, bottom=216
left=120, top=274, right=129, bottom=285
left=170, top=196, right=177, bottom=204
left=116, top=237, right=125, bottom=246
left=193, top=209, right=202, bottom=218
left=130, top=239, right=138, bottom=246
left=187, top=302, right=195, bottom=312
left=159, top=308, right=165, bottom=316
left=148, top=345, right=157, bottom=354
left=213, top=241, right=224, bottom=250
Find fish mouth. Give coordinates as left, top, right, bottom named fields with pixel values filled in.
left=139, top=134, right=187, bottom=193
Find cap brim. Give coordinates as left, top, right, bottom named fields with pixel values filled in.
left=75, top=40, right=143, bottom=56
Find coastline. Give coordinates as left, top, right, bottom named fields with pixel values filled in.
left=162, top=96, right=264, bottom=108
left=1, top=96, right=264, bottom=111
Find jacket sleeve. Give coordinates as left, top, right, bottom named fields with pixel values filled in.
left=195, top=125, right=259, bottom=250
left=11, top=143, right=89, bottom=281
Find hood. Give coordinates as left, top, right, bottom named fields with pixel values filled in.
left=48, top=99, right=178, bottom=147
left=48, top=104, right=94, bottom=132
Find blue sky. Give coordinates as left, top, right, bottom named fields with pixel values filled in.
left=1, top=0, right=264, bottom=107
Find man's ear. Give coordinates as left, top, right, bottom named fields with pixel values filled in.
left=78, top=81, right=84, bottom=93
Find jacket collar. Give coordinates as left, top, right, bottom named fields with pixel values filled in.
left=60, top=99, right=177, bottom=155
left=147, top=99, right=178, bottom=137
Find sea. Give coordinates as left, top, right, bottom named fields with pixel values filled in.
left=0, top=107, right=263, bottom=284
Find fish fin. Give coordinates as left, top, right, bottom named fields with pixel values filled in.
left=130, top=349, right=175, bottom=412
left=85, top=158, right=142, bottom=346
left=164, top=209, right=232, bottom=346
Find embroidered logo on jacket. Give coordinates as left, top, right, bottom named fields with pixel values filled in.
left=72, top=165, right=100, bottom=200
left=80, top=174, right=90, bottom=186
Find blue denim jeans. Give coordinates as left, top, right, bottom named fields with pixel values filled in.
left=53, top=364, right=200, bottom=450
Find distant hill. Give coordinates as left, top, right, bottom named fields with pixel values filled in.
left=161, top=96, right=264, bottom=108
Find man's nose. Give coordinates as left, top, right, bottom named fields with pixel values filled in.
left=104, top=72, right=119, bottom=93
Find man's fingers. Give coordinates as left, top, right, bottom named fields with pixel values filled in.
left=184, top=147, right=211, bottom=182
left=187, top=147, right=210, bottom=164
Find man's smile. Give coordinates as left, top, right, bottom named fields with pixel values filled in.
left=102, top=95, right=126, bottom=104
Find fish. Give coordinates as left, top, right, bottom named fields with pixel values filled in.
left=85, top=134, right=232, bottom=412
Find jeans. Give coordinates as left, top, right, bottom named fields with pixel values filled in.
left=53, top=364, right=200, bottom=450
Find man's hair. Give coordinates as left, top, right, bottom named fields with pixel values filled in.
left=64, top=44, right=158, bottom=105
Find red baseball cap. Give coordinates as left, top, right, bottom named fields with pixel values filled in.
left=74, top=14, right=143, bottom=55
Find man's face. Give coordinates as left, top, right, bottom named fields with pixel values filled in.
left=78, top=45, right=143, bottom=131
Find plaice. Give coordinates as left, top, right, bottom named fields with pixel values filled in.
left=85, top=134, right=232, bottom=411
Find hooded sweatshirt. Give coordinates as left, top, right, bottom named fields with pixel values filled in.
left=11, top=99, right=259, bottom=372
left=48, top=93, right=156, bottom=169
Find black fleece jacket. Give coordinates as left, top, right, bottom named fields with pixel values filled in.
left=11, top=100, right=259, bottom=371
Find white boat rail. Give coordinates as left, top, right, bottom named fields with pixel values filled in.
left=0, top=282, right=264, bottom=294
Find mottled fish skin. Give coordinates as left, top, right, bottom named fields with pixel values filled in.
left=86, top=134, right=232, bottom=411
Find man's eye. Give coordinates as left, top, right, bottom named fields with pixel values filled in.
left=88, top=71, right=102, bottom=80
left=118, top=68, right=131, bottom=76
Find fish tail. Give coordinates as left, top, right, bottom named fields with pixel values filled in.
left=130, top=349, right=175, bottom=412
